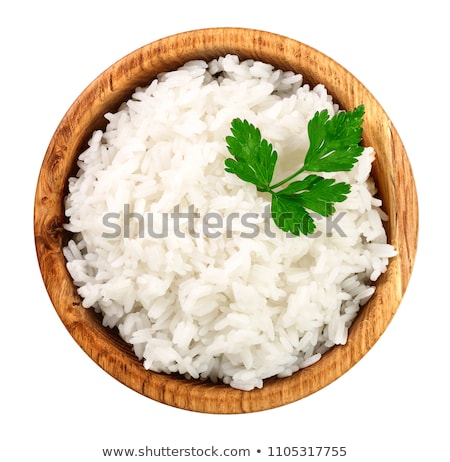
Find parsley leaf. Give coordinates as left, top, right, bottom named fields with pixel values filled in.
left=225, top=118, right=277, bottom=192
left=271, top=194, right=315, bottom=236
left=280, top=175, right=351, bottom=217
left=225, top=105, right=364, bottom=236
left=304, top=105, right=365, bottom=172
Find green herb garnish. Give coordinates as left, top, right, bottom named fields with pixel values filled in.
left=225, top=105, right=365, bottom=236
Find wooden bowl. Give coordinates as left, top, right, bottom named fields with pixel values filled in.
left=34, top=28, right=418, bottom=413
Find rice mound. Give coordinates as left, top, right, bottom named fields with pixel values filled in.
left=63, top=55, right=396, bottom=391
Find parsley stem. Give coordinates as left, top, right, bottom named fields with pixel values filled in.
left=269, top=166, right=306, bottom=190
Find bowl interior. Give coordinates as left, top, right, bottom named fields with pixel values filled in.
left=34, top=28, right=418, bottom=413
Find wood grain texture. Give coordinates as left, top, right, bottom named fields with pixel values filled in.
left=34, top=28, right=418, bottom=413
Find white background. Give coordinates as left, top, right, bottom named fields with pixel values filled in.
left=2, top=1, right=448, bottom=460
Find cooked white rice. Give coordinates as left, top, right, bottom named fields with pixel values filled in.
left=63, top=55, right=396, bottom=391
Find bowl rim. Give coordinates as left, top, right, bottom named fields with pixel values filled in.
left=34, top=27, right=418, bottom=414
